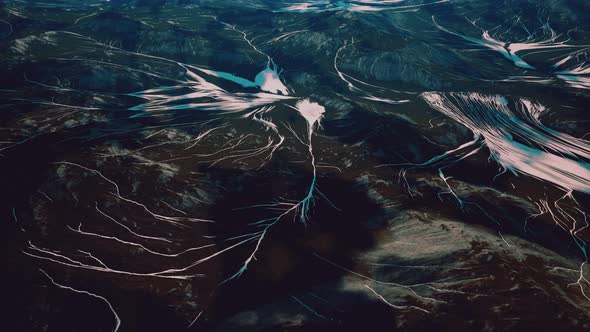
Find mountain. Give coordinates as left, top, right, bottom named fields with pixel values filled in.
left=2, top=1, right=590, bottom=331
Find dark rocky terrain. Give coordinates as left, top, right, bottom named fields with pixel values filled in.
left=2, top=1, right=590, bottom=331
